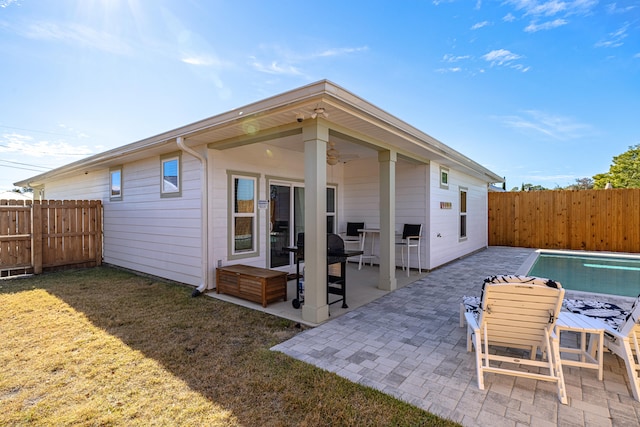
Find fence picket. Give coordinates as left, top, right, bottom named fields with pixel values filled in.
left=489, top=189, right=640, bottom=253
left=0, top=200, right=102, bottom=276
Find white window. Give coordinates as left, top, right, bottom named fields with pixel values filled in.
left=230, top=173, right=259, bottom=258
left=327, top=186, right=336, bottom=233
left=440, top=166, right=449, bottom=190
left=161, top=153, right=181, bottom=198
left=110, top=166, right=122, bottom=201
left=459, top=187, right=468, bottom=240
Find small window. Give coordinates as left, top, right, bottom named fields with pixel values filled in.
left=459, top=187, right=468, bottom=240
left=440, top=166, right=449, bottom=190
left=161, top=153, right=181, bottom=198
left=229, top=172, right=259, bottom=258
left=326, top=186, right=336, bottom=233
left=110, top=167, right=122, bottom=201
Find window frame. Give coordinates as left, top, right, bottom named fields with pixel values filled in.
left=228, top=171, right=260, bottom=260
left=326, top=185, right=337, bottom=234
left=160, top=152, right=182, bottom=198
left=440, top=166, right=449, bottom=190
left=459, top=186, right=468, bottom=241
left=109, top=166, right=123, bottom=201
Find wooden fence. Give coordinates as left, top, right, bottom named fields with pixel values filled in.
left=489, top=189, right=640, bottom=253
left=0, top=200, right=102, bottom=277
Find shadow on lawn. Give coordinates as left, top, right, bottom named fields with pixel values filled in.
left=4, top=266, right=447, bottom=426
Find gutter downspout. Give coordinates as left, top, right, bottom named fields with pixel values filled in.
left=177, top=136, right=210, bottom=296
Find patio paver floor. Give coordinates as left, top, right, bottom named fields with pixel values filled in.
left=271, top=247, right=640, bottom=426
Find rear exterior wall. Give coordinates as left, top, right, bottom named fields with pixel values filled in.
left=428, top=162, right=488, bottom=269
left=40, top=153, right=204, bottom=286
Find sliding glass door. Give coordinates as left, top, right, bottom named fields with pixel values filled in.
left=269, top=181, right=335, bottom=269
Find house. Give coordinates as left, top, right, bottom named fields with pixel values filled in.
left=15, top=80, right=503, bottom=324
left=0, top=190, right=33, bottom=201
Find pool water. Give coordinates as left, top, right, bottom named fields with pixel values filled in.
left=528, top=253, right=640, bottom=297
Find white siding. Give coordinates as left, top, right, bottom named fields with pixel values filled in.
left=343, top=157, right=429, bottom=270
left=44, top=153, right=204, bottom=286
left=428, top=161, right=488, bottom=269
left=209, top=142, right=313, bottom=273
left=41, top=142, right=490, bottom=285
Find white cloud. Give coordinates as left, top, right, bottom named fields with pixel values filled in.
left=524, top=0, right=569, bottom=17
left=442, top=53, right=471, bottom=62
left=471, top=21, right=491, bottom=30
left=436, top=67, right=462, bottom=73
left=481, top=49, right=530, bottom=72
left=1, top=133, right=93, bottom=159
left=181, top=54, right=234, bottom=68
left=0, top=0, right=19, bottom=7
left=524, top=18, right=568, bottom=32
left=19, top=21, right=133, bottom=55
left=505, top=0, right=597, bottom=17
left=495, top=110, right=593, bottom=140
left=248, top=44, right=367, bottom=76
left=314, top=46, right=369, bottom=58
left=483, top=49, right=522, bottom=63
left=595, top=23, right=629, bottom=48
left=248, top=57, right=303, bottom=76
left=504, top=0, right=597, bottom=32
left=607, top=2, right=638, bottom=14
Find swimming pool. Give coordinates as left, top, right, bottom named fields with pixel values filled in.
left=525, top=250, right=640, bottom=298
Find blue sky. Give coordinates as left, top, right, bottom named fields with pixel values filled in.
left=1, top=0, right=638, bottom=191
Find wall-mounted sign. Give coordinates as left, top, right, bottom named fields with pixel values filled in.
left=258, top=200, right=269, bottom=210
left=440, top=202, right=452, bottom=209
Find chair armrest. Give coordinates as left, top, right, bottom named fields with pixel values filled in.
left=464, top=311, right=480, bottom=332
left=602, top=322, right=624, bottom=340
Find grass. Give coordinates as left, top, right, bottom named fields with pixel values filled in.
left=0, top=266, right=460, bottom=426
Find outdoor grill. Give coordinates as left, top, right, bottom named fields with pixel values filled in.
left=289, top=233, right=362, bottom=310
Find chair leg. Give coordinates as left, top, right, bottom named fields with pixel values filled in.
left=405, top=244, right=410, bottom=277
left=621, top=337, right=640, bottom=401
left=549, top=332, right=568, bottom=405
left=467, top=325, right=484, bottom=389
left=417, top=242, right=421, bottom=273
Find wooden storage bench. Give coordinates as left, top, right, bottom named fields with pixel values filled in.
left=216, top=265, right=287, bottom=307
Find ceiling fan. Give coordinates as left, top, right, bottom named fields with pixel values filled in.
left=326, top=141, right=358, bottom=165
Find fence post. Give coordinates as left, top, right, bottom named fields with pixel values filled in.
left=32, top=200, right=42, bottom=274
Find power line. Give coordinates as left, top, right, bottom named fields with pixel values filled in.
left=0, top=124, right=79, bottom=137
left=0, top=163, right=50, bottom=173
left=0, top=159, right=51, bottom=171
left=0, top=143, right=89, bottom=156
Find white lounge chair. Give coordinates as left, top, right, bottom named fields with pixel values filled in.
left=465, top=275, right=568, bottom=404
left=564, top=295, right=640, bottom=401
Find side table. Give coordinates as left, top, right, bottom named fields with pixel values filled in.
left=555, top=311, right=604, bottom=381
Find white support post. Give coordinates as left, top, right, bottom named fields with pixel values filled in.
left=301, top=123, right=330, bottom=324
left=378, top=150, right=397, bottom=291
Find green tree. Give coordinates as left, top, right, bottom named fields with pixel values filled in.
left=593, top=144, right=640, bottom=189
left=519, top=183, right=548, bottom=191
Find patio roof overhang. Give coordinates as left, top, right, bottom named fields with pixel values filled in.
left=15, top=80, right=503, bottom=188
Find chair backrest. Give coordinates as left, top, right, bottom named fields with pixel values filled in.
left=327, top=233, right=345, bottom=253
left=346, top=222, right=364, bottom=237
left=401, top=224, right=422, bottom=240
left=618, top=294, right=640, bottom=336
left=477, top=276, right=564, bottom=349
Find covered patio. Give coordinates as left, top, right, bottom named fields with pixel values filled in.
left=272, top=247, right=640, bottom=426
left=208, top=261, right=429, bottom=326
